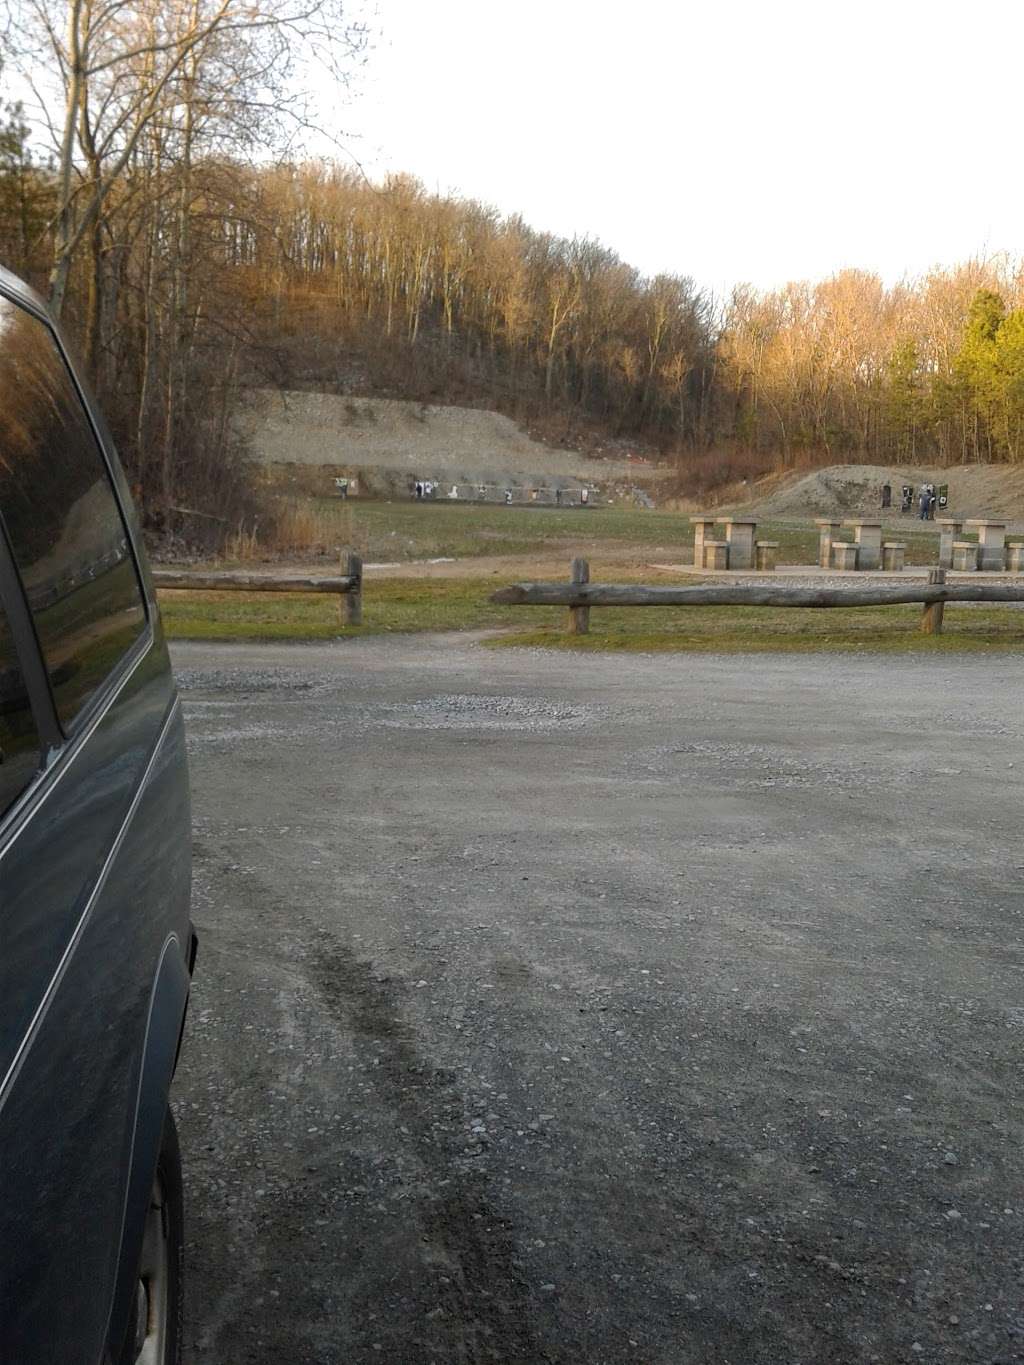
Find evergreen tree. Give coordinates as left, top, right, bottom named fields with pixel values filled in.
left=991, top=309, right=1024, bottom=459
left=953, top=290, right=1007, bottom=460
left=885, top=339, right=921, bottom=462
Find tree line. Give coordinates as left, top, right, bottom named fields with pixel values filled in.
left=723, top=264, right=1024, bottom=465
left=2, top=5, right=1024, bottom=545
left=0, top=0, right=366, bottom=544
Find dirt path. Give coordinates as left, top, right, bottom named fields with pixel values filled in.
left=199, top=548, right=680, bottom=582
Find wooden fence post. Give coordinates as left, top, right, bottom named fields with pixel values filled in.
left=568, top=557, right=590, bottom=635
left=921, top=566, right=945, bottom=634
left=343, top=550, right=363, bottom=625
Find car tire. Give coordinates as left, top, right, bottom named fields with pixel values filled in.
left=119, top=1108, right=184, bottom=1365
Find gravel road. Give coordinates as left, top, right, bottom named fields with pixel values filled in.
left=171, top=634, right=1024, bottom=1364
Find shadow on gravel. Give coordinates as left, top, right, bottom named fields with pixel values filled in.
left=307, top=938, right=549, bottom=1365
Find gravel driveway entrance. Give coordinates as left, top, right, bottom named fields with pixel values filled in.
left=172, top=636, right=1024, bottom=1364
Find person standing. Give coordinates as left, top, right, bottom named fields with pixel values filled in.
left=918, top=485, right=930, bottom=519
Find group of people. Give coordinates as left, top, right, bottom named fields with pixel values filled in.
left=915, top=483, right=939, bottom=520
left=886, top=482, right=943, bottom=518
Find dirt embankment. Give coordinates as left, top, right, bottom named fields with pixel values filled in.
left=730, top=462, right=1024, bottom=524
left=239, top=390, right=646, bottom=484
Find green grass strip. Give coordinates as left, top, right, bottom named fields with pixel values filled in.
left=160, top=580, right=1024, bottom=653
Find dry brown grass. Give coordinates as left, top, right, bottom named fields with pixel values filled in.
left=222, top=519, right=262, bottom=561
left=222, top=500, right=367, bottom=560
left=668, top=447, right=838, bottom=505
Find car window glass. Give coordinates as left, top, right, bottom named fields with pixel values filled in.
left=0, top=594, right=41, bottom=816
left=0, top=296, right=145, bottom=729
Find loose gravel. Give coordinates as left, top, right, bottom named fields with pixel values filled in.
left=172, top=634, right=1024, bottom=1364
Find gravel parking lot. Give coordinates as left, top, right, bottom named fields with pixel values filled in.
left=172, top=634, right=1024, bottom=1364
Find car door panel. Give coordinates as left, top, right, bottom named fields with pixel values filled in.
left=0, top=682, right=191, bottom=1361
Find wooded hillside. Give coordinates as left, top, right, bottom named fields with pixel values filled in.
left=2, top=2, right=1024, bottom=546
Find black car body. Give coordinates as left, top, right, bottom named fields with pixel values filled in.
left=0, top=266, right=194, bottom=1362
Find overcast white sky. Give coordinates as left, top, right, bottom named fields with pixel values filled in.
left=339, top=0, right=1023, bottom=294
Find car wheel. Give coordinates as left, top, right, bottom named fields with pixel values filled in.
left=121, top=1109, right=184, bottom=1365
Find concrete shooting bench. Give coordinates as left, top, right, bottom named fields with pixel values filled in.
left=718, top=519, right=757, bottom=570
left=690, top=516, right=758, bottom=570
left=815, top=519, right=884, bottom=571
left=963, top=520, right=1007, bottom=571
left=842, top=520, right=883, bottom=570
left=939, top=519, right=1010, bottom=571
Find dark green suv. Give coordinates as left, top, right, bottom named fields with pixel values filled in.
left=0, top=267, right=195, bottom=1363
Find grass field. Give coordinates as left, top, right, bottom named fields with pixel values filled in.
left=159, top=577, right=545, bottom=641
left=490, top=605, right=1024, bottom=652
left=259, top=497, right=946, bottom=566
left=159, top=577, right=1024, bottom=653
left=167, top=500, right=1024, bottom=650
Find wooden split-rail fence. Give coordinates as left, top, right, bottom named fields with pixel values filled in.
left=491, top=560, right=1024, bottom=636
left=153, top=551, right=364, bottom=624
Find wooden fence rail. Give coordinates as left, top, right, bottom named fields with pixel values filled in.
left=491, top=562, right=1024, bottom=635
left=153, top=551, right=363, bottom=625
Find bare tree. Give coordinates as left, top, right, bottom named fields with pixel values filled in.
left=5, top=0, right=367, bottom=316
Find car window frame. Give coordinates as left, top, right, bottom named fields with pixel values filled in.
left=0, top=283, right=154, bottom=750
left=0, top=519, right=60, bottom=827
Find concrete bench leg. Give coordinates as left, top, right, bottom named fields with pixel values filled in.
left=755, top=541, right=779, bottom=571
left=938, top=526, right=959, bottom=570
left=882, top=542, right=905, bottom=572
left=816, top=521, right=840, bottom=569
